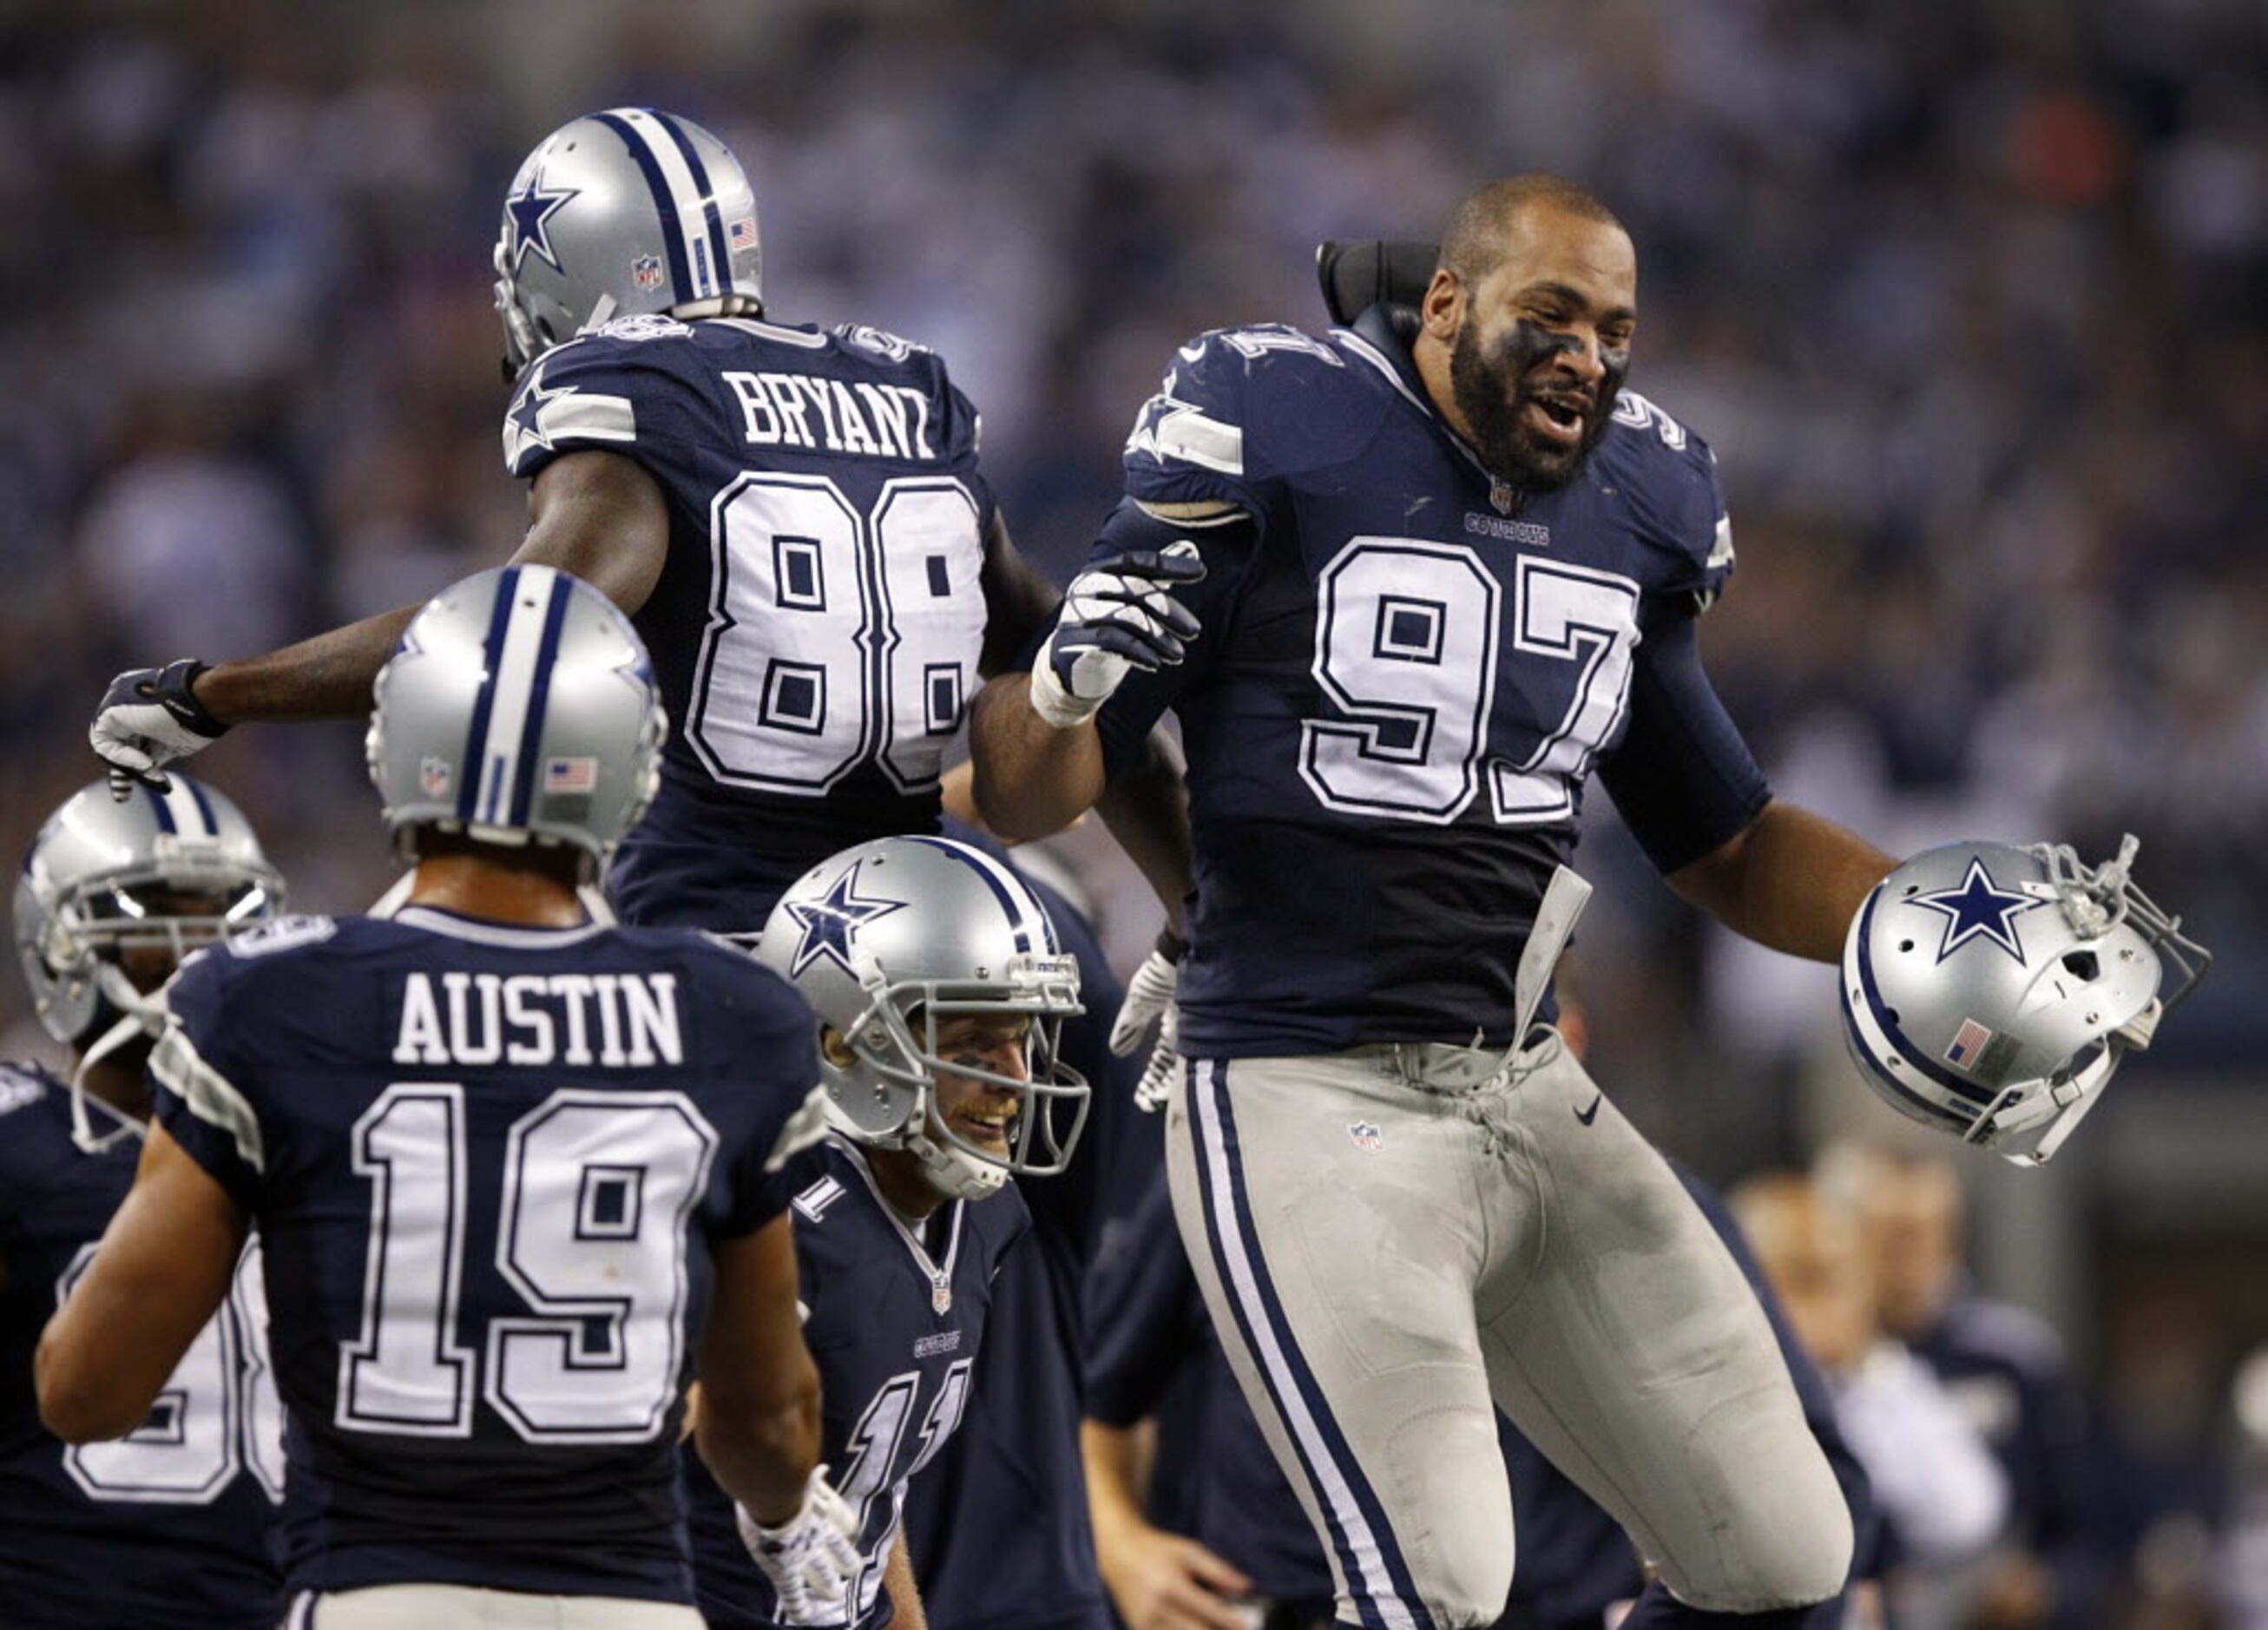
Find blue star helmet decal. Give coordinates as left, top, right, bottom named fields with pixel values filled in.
left=505, top=177, right=578, bottom=276
left=786, top=860, right=908, bottom=976
left=1906, top=856, right=2049, bottom=964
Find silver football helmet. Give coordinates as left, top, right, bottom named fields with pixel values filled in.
left=494, top=108, right=763, bottom=375
left=1841, top=836, right=2209, bottom=1166
left=752, top=835, right=1088, bottom=1200
left=367, top=565, right=665, bottom=881
left=14, top=776, right=283, bottom=1152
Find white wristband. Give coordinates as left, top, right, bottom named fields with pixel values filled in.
left=1027, top=649, right=1104, bottom=730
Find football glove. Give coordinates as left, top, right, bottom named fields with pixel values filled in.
left=1027, top=542, right=1206, bottom=729
left=737, top=1465, right=863, bottom=1625
left=91, top=660, right=228, bottom=799
left=1112, top=930, right=1186, bottom=1114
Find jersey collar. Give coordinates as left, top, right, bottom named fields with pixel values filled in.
left=831, top=1134, right=964, bottom=1306
left=1337, top=306, right=1508, bottom=500
left=393, top=904, right=605, bottom=948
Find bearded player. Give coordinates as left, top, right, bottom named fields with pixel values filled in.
left=972, top=174, right=1899, bottom=1627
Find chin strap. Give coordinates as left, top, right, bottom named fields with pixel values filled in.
left=903, top=1124, right=1008, bottom=1201
left=68, top=963, right=164, bottom=1155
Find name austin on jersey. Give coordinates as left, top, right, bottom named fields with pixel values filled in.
left=393, top=970, right=684, bottom=1068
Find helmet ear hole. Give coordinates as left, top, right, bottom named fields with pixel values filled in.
left=2061, top=950, right=2099, bottom=980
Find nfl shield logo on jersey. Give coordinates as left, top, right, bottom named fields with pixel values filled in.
left=1348, top=1121, right=1383, bottom=1153
left=632, top=253, right=663, bottom=293
left=931, top=1274, right=952, bottom=1315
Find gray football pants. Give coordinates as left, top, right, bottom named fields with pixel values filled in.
left=1163, top=1035, right=1853, bottom=1628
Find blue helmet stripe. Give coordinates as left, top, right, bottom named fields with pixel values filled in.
left=649, top=112, right=735, bottom=303
left=141, top=785, right=178, bottom=835
left=181, top=778, right=219, bottom=836
left=1853, top=891, right=1996, bottom=1107
left=591, top=111, right=694, bottom=305
left=505, top=572, right=576, bottom=828
left=457, top=566, right=522, bottom=820
left=900, top=836, right=1033, bottom=953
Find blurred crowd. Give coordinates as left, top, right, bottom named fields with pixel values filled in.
left=4, top=0, right=2267, bottom=1621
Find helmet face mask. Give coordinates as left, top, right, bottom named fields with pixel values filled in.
left=14, top=779, right=284, bottom=1153
left=493, top=108, right=764, bottom=376
left=755, top=838, right=1090, bottom=1201
left=1841, top=836, right=2211, bottom=1166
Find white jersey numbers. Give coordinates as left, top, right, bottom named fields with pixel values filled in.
left=1301, top=539, right=1640, bottom=826
left=338, top=1083, right=720, bottom=1444
left=691, top=473, right=986, bottom=797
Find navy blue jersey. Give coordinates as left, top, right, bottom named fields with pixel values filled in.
left=1085, top=316, right=1759, bottom=1056
left=1085, top=1153, right=1872, bottom=1627
left=0, top=1063, right=283, bottom=1627
left=903, top=839, right=1121, bottom=1630
left=503, top=315, right=994, bottom=929
left=689, top=1137, right=1029, bottom=1629
left=149, top=907, right=822, bottom=1605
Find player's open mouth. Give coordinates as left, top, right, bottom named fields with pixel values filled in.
left=1522, top=391, right=1588, bottom=447
left=953, top=1105, right=1015, bottom=1147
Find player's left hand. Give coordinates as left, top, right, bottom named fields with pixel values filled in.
left=91, top=661, right=229, bottom=799
left=1028, top=542, right=1206, bottom=729
left=738, top=1465, right=863, bottom=1624
left=1112, top=932, right=1186, bottom=1114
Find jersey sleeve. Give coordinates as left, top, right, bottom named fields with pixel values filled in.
left=148, top=949, right=268, bottom=1210
left=1618, top=398, right=1737, bottom=614
left=501, top=325, right=733, bottom=490
left=707, top=956, right=827, bottom=1239
left=1121, top=330, right=1300, bottom=518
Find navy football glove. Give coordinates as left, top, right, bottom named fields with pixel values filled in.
left=1028, top=542, right=1206, bottom=729
left=91, top=660, right=228, bottom=799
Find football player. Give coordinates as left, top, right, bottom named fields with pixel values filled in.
left=899, top=781, right=1142, bottom=1630
left=684, top=833, right=1091, bottom=1628
left=39, top=567, right=847, bottom=1625
left=970, top=174, right=1909, bottom=1627
left=3, top=776, right=286, bottom=1627
left=85, top=107, right=1187, bottom=937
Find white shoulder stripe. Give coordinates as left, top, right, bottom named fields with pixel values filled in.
left=151, top=1023, right=264, bottom=1175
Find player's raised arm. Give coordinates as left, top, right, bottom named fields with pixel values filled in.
left=89, top=446, right=671, bottom=796
left=36, top=1121, right=248, bottom=1442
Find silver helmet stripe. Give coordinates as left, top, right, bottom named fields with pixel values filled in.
left=461, top=565, right=572, bottom=827
left=590, top=109, right=715, bottom=303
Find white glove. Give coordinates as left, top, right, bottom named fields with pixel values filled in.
left=1112, top=937, right=1185, bottom=1114
left=90, top=660, right=229, bottom=798
left=1028, top=542, right=1207, bottom=729
left=737, top=1465, right=864, bottom=1625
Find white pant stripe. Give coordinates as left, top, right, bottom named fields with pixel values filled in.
left=1192, top=1061, right=1419, bottom=1630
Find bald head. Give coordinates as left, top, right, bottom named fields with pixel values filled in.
left=1437, top=174, right=1625, bottom=286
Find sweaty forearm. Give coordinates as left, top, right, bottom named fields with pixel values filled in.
left=194, top=605, right=423, bottom=726
left=1674, top=799, right=1897, bottom=963
left=970, top=675, right=1109, bottom=841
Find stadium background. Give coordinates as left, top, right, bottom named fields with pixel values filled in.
left=3, top=0, right=2265, bottom=1620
